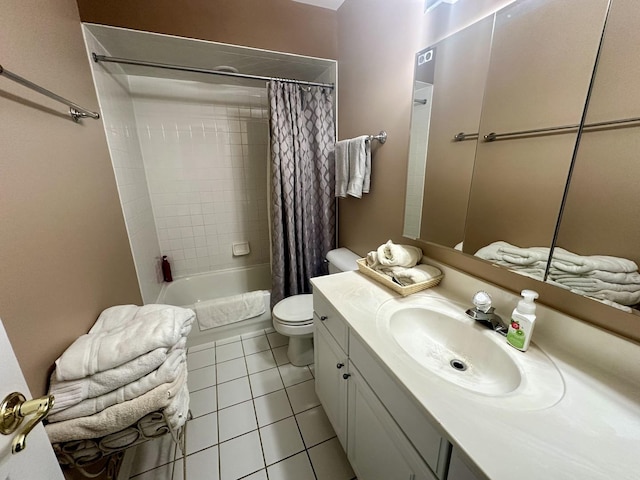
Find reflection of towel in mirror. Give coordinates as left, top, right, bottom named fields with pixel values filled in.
left=475, top=241, right=549, bottom=266
left=346, top=136, right=371, bottom=198
left=377, top=240, right=422, bottom=268
left=379, top=264, right=442, bottom=286
left=552, top=277, right=640, bottom=293
left=550, top=269, right=640, bottom=284
left=550, top=248, right=638, bottom=274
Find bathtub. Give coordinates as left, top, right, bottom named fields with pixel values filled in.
left=156, top=263, right=273, bottom=348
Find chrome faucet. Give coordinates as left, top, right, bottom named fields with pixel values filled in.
left=465, top=291, right=508, bottom=336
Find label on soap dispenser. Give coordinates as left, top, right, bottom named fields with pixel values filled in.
left=507, top=318, right=526, bottom=350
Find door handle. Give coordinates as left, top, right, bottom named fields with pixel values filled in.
left=0, top=392, right=55, bottom=453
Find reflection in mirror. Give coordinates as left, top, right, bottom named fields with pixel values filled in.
left=464, top=0, right=609, bottom=281
left=403, top=15, right=494, bottom=244
left=549, top=0, right=640, bottom=313
left=403, top=48, right=435, bottom=239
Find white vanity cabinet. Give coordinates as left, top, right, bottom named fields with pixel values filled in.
left=347, top=361, right=439, bottom=480
left=313, top=290, right=454, bottom=480
left=313, top=312, right=349, bottom=448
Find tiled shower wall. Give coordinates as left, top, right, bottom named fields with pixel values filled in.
left=83, top=30, right=163, bottom=303
left=130, top=77, right=270, bottom=278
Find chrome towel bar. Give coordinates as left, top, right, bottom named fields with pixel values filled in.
left=0, top=64, right=100, bottom=123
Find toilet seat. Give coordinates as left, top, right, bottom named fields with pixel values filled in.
left=272, top=294, right=313, bottom=325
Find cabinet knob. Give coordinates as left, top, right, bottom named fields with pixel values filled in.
left=342, top=373, right=351, bottom=380
left=320, top=315, right=328, bottom=321
left=336, top=363, right=344, bottom=369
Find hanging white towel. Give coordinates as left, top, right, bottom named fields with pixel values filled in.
left=195, top=290, right=267, bottom=330
left=346, top=136, right=370, bottom=198
left=335, top=139, right=349, bottom=198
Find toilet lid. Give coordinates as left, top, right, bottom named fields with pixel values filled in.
left=273, top=294, right=313, bottom=324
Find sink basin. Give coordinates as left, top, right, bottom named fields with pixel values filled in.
left=376, top=295, right=565, bottom=409
left=388, top=306, right=521, bottom=395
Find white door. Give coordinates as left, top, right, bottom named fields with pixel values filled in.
left=0, top=318, right=64, bottom=479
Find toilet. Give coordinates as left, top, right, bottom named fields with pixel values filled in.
left=272, top=248, right=360, bottom=366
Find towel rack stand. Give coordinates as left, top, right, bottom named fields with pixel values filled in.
left=367, top=131, right=387, bottom=144
left=0, top=64, right=100, bottom=123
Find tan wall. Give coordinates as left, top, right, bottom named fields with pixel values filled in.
left=336, top=0, right=640, bottom=342
left=76, top=0, right=338, bottom=60
left=0, top=0, right=141, bottom=396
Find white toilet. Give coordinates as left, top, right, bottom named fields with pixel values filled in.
left=272, top=248, right=360, bottom=366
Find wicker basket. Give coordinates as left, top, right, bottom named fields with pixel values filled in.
left=356, top=259, right=443, bottom=296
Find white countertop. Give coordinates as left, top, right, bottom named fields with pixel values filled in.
left=311, top=264, right=640, bottom=480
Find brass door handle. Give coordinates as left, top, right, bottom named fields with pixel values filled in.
left=0, top=392, right=55, bottom=453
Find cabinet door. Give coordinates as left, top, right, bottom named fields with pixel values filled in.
left=448, top=448, right=484, bottom=480
left=314, top=316, right=348, bottom=448
left=347, top=362, right=438, bottom=480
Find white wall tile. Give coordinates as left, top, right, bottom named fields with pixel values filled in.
left=130, top=76, right=270, bottom=278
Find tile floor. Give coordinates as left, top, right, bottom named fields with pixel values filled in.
left=128, top=328, right=356, bottom=480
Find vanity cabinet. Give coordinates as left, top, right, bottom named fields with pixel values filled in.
left=347, top=361, right=438, bottom=480
left=313, top=312, right=348, bottom=448
left=313, top=290, right=457, bottom=480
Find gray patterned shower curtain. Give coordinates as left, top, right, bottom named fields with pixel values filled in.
left=268, top=80, right=336, bottom=306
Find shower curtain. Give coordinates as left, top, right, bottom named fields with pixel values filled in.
left=268, top=80, right=336, bottom=306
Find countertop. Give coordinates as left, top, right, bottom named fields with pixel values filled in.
left=311, top=264, right=640, bottom=480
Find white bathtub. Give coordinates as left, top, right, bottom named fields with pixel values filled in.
left=156, top=263, right=273, bottom=348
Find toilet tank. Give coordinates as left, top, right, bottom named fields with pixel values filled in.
left=326, top=248, right=360, bottom=274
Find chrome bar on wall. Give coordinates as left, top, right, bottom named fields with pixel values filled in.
left=92, top=54, right=335, bottom=89
left=453, top=132, right=479, bottom=142
left=483, top=115, right=640, bottom=142
left=0, top=64, right=100, bottom=122
left=367, top=131, right=387, bottom=144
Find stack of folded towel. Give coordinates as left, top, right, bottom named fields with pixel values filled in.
left=45, top=304, right=194, bottom=445
left=335, top=136, right=371, bottom=198
left=475, top=241, right=640, bottom=311
left=366, top=240, right=442, bottom=286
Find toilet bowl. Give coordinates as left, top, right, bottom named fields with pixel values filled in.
left=271, top=248, right=360, bottom=366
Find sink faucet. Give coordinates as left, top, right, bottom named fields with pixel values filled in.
left=465, top=291, right=508, bottom=336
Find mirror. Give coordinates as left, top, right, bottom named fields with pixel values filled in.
left=549, top=0, right=640, bottom=313
left=403, top=0, right=640, bottom=312
left=403, top=15, right=494, bottom=245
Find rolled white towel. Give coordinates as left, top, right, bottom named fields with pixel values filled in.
left=49, top=338, right=186, bottom=414
left=45, top=370, right=188, bottom=444
left=47, top=350, right=187, bottom=423
left=55, top=305, right=194, bottom=382
left=376, top=240, right=422, bottom=268
left=379, top=264, right=442, bottom=286
left=366, top=251, right=379, bottom=268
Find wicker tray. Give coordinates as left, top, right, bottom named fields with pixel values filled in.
left=356, top=259, right=443, bottom=296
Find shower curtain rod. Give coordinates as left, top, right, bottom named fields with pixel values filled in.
left=92, top=54, right=335, bottom=89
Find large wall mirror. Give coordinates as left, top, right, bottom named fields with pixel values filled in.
left=404, top=0, right=640, bottom=315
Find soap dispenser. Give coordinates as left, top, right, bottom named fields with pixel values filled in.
left=506, top=290, right=538, bottom=351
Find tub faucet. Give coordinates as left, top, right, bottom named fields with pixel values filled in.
left=465, top=291, right=508, bottom=336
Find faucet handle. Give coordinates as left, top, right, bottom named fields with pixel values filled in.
left=472, top=291, right=493, bottom=313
